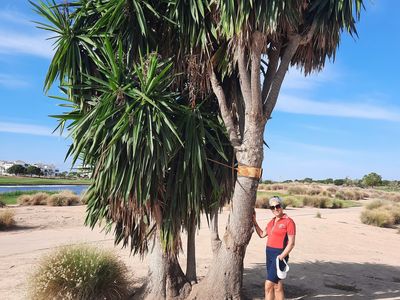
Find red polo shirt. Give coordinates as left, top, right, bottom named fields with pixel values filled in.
left=266, top=214, right=296, bottom=249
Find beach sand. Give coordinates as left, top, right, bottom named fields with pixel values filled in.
left=1, top=205, right=399, bottom=299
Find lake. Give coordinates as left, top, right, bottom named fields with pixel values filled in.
left=0, top=185, right=89, bottom=195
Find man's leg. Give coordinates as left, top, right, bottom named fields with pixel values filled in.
left=265, top=280, right=276, bottom=300
left=274, top=281, right=284, bottom=300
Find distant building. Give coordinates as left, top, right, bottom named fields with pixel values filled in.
left=0, top=160, right=59, bottom=177
left=33, top=163, right=59, bottom=177
left=0, top=160, right=24, bottom=175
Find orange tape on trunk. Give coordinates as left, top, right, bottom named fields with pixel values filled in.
left=237, top=165, right=263, bottom=180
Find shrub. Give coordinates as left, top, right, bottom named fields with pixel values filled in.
left=47, top=191, right=81, bottom=206
left=327, top=186, right=338, bottom=194
left=17, top=194, right=33, bottom=205
left=335, top=190, right=357, bottom=200
left=302, top=196, right=331, bottom=208
left=360, top=209, right=394, bottom=227
left=0, top=200, right=5, bottom=208
left=315, top=211, right=322, bottom=218
left=334, top=179, right=345, bottom=186
left=366, top=200, right=385, bottom=210
left=307, top=188, right=322, bottom=196
left=269, top=184, right=285, bottom=191
left=255, top=197, right=269, bottom=209
left=287, top=186, right=307, bottom=195
left=258, top=184, right=269, bottom=190
left=0, top=209, right=15, bottom=229
left=18, top=193, right=49, bottom=206
left=330, top=199, right=344, bottom=209
left=283, top=196, right=303, bottom=208
left=80, top=193, right=89, bottom=205
left=388, top=193, right=400, bottom=202
left=29, top=245, right=130, bottom=300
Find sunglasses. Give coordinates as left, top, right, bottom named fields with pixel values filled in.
left=270, top=204, right=282, bottom=210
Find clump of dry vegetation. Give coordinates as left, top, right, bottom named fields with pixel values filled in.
left=0, top=209, right=16, bottom=230
left=287, top=185, right=308, bottom=195
left=0, top=200, right=5, bottom=208
left=256, top=183, right=363, bottom=209
left=47, top=191, right=80, bottom=206
left=18, top=191, right=82, bottom=206
left=29, top=245, right=131, bottom=300
left=361, top=200, right=400, bottom=228
left=18, top=192, right=48, bottom=206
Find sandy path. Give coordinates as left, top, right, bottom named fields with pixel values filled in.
left=1, top=205, right=400, bottom=299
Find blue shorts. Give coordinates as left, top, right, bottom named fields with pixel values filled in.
left=266, top=247, right=288, bottom=283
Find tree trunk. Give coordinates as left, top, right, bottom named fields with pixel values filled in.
left=186, top=214, right=197, bottom=284
left=191, top=123, right=264, bottom=299
left=144, top=230, right=192, bottom=300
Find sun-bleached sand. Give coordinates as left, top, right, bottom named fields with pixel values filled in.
left=1, top=204, right=399, bottom=299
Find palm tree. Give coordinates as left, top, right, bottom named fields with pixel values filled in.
left=166, top=1, right=365, bottom=298
left=33, top=0, right=365, bottom=298
left=32, top=0, right=234, bottom=297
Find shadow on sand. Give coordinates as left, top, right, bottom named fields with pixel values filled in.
left=243, top=261, right=400, bottom=299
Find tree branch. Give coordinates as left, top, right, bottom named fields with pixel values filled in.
left=237, top=45, right=252, bottom=108
left=250, top=31, right=264, bottom=117
left=209, top=67, right=241, bottom=147
left=300, top=22, right=317, bottom=45
left=261, top=39, right=281, bottom=105
left=263, top=35, right=301, bottom=120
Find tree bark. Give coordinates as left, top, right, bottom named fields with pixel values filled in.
left=191, top=122, right=265, bottom=299
left=144, top=230, right=192, bottom=300
left=186, top=214, right=197, bottom=284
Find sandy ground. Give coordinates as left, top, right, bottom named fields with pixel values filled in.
left=1, top=204, right=400, bottom=300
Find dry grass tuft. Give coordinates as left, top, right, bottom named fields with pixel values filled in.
left=0, top=209, right=15, bottom=229
left=29, top=245, right=131, bottom=300
left=287, top=185, right=307, bottom=195
left=0, top=200, right=5, bottom=208
left=361, top=201, right=400, bottom=228
left=18, top=191, right=81, bottom=206
left=387, top=193, right=400, bottom=202
left=302, top=196, right=331, bottom=208
left=360, top=209, right=395, bottom=227
left=18, top=193, right=49, bottom=206
left=326, top=186, right=338, bottom=194
left=255, top=197, right=269, bottom=209
left=47, top=191, right=81, bottom=206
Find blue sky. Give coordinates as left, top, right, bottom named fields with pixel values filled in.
left=0, top=1, right=399, bottom=180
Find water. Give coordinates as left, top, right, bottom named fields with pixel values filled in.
left=0, top=185, right=89, bottom=195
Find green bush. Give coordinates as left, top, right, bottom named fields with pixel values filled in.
left=283, top=196, right=303, bottom=208
left=302, top=196, right=331, bottom=208
left=334, top=179, right=345, bottom=186
left=29, top=245, right=130, bottom=300
left=0, top=209, right=15, bottom=229
left=330, top=199, right=344, bottom=209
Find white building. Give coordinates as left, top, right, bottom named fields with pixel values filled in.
left=0, top=160, right=59, bottom=177
left=0, top=160, right=22, bottom=175
left=33, top=163, right=59, bottom=177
